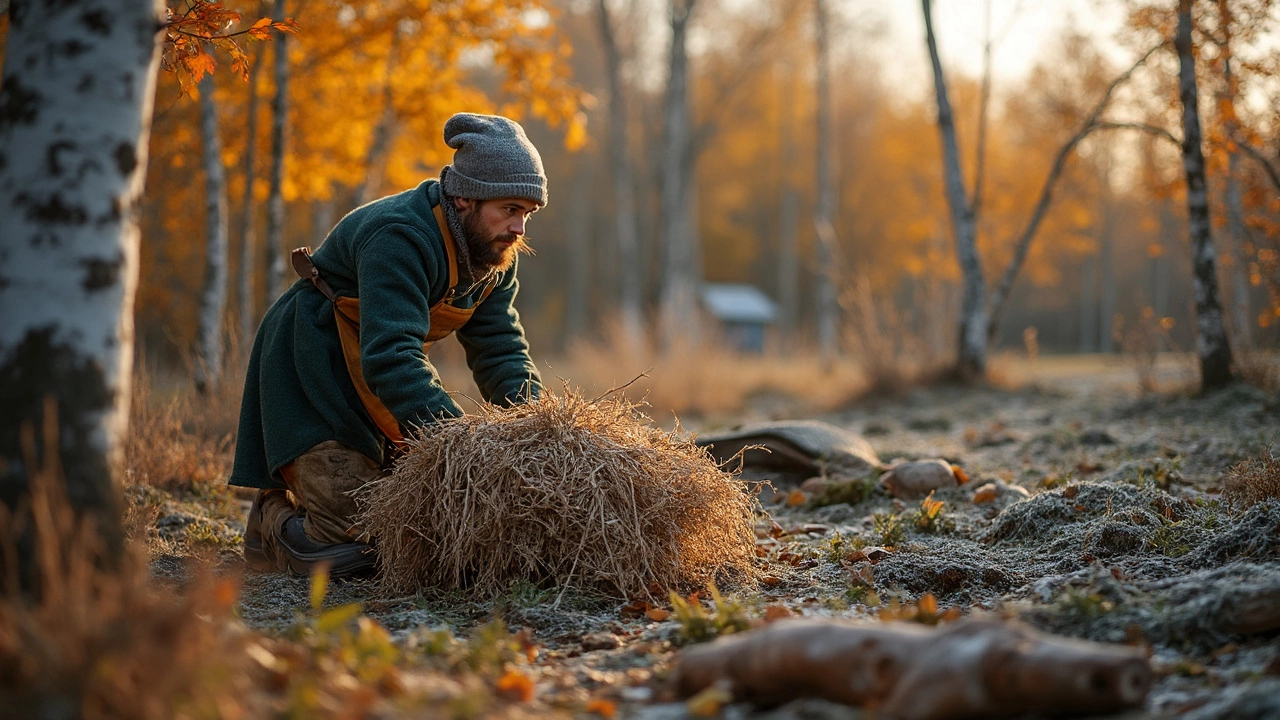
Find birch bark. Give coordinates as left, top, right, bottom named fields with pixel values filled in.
left=0, top=0, right=163, bottom=567
left=264, top=0, right=289, bottom=306
left=658, top=0, right=698, bottom=350
left=597, top=0, right=644, bottom=348
left=195, top=69, right=228, bottom=393
left=1216, top=0, right=1252, bottom=349
left=238, top=41, right=264, bottom=344
left=813, top=0, right=839, bottom=364
left=1176, top=0, right=1234, bottom=390
left=922, top=0, right=985, bottom=379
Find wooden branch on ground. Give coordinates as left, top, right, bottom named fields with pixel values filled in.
left=675, top=618, right=1151, bottom=720
left=985, top=42, right=1166, bottom=343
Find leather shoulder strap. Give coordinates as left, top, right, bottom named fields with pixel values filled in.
left=291, top=247, right=337, bottom=301
left=432, top=204, right=460, bottom=294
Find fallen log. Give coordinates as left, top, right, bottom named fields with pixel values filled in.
left=674, top=618, right=1151, bottom=719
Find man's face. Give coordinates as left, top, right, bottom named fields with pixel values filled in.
left=455, top=197, right=538, bottom=274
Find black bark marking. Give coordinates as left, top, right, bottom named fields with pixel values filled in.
left=0, top=327, right=125, bottom=591
left=9, top=0, right=26, bottom=26
left=95, top=197, right=122, bottom=228
left=0, top=74, right=42, bottom=126
left=46, top=140, right=75, bottom=176
left=80, top=257, right=121, bottom=291
left=16, top=191, right=89, bottom=226
left=82, top=9, right=112, bottom=35
left=59, top=39, right=92, bottom=58
left=0, top=149, right=6, bottom=171
left=76, top=74, right=96, bottom=93
left=113, top=142, right=136, bottom=176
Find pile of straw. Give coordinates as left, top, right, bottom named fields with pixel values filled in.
left=355, top=389, right=760, bottom=599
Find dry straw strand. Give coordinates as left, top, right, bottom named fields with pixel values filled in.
left=356, top=388, right=760, bottom=599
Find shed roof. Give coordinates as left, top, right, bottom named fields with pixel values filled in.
left=700, top=283, right=778, bottom=324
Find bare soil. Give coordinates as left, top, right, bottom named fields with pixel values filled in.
left=150, top=355, right=1280, bottom=719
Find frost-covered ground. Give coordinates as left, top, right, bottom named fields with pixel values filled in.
left=153, top=355, right=1280, bottom=718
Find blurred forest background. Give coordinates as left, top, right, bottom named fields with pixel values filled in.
left=6, top=0, right=1277, bottom=399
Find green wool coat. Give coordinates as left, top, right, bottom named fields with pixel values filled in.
left=230, top=180, right=542, bottom=489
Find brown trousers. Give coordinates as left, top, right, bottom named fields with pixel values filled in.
left=274, top=440, right=383, bottom=544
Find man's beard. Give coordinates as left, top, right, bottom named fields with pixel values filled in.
left=459, top=204, right=532, bottom=275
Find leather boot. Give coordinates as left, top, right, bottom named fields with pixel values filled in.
left=243, top=489, right=292, bottom=572
left=277, top=514, right=378, bottom=580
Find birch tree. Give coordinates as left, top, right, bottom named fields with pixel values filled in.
left=1175, top=0, right=1234, bottom=389
left=0, top=0, right=164, bottom=570
left=195, top=68, right=229, bottom=393
left=239, top=40, right=264, bottom=346
left=813, top=0, right=839, bottom=364
left=658, top=0, right=699, bottom=350
left=596, top=0, right=644, bottom=347
left=922, top=0, right=985, bottom=379
left=264, top=0, right=290, bottom=307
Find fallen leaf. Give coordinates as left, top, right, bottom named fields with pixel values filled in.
left=619, top=600, right=649, bottom=619
left=917, top=593, right=938, bottom=616
left=786, top=489, right=807, bottom=507
left=763, top=605, right=793, bottom=622
left=972, top=482, right=999, bottom=504
left=587, top=699, right=617, bottom=718
left=496, top=669, right=535, bottom=702
left=646, top=608, right=671, bottom=622
left=951, top=464, right=970, bottom=484
left=762, top=575, right=781, bottom=587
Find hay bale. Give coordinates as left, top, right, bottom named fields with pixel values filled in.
left=355, top=390, right=760, bottom=599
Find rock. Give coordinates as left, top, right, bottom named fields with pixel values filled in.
left=801, top=476, right=830, bottom=495
left=695, top=420, right=881, bottom=478
left=879, top=459, right=961, bottom=499
left=972, top=480, right=1031, bottom=505
left=582, top=632, right=621, bottom=651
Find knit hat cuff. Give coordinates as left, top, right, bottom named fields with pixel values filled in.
left=441, top=165, right=548, bottom=206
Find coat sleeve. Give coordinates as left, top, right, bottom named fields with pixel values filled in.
left=353, top=223, right=464, bottom=429
left=455, top=255, right=543, bottom=406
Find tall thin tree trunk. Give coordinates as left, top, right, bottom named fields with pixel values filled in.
left=353, top=29, right=401, bottom=208
left=778, top=184, right=800, bottom=344
left=922, top=0, right=985, bottom=379
left=1098, top=190, right=1117, bottom=354
left=566, top=163, right=592, bottom=342
left=1216, top=0, right=1252, bottom=349
left=195, top=68, right=229, bottom=393
left=1176, top=0, right=1234, bottom=390
left=813, top=0, right=839, bottom=364
left=239, top=41, right=264, bottom=347
left=0, top=0, right=163, bottom=578
left=597, top=0, right=644, bottom=347
left=1080, top=253, right=1097, bottom=353
left=658, top=0, right=698, bottom=350
left=264, top=0, right=289, bottom=308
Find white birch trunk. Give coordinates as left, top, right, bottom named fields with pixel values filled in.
left=658, top=0, right=699, bottom=351
left=239, top=42, right=264, bottom=346
left=1216, top=2, right=1252, bottom=350
left=0, top=0, right=163, bottom=564
left=1176, top=0, right=1234, bottom=390
left=813, top=0, right=839, bottom=364
left=195, top=69, right=228, bottom=393
left=922, top=0, right=986, bottom=379
left=264, top=0, right=289, bottom=306
left=597, top=0, right=644, bottom=348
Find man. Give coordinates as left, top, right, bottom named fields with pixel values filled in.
left=231, top=113, right=546, bottom=578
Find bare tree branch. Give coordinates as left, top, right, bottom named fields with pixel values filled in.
left=985, top=42, right=1166, bottom=342
left=1233, top=138, right=1280, bottom=193
left=970, top=0, right=994, bottom=223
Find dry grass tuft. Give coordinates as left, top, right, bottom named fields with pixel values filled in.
left=357, top=387, right=761, bottom=599
left=0, top=436, right=251, bottom=718
left=1222, top=447, right=1280, bottom=512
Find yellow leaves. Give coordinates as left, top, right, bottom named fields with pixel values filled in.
left=309, top=563, right=329, bottom=610
left=686, top=682, right=733, bottom=717
left=587, top=698, right=618, bottom=718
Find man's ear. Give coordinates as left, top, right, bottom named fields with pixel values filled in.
left=452, top=196, right=474, bottom=211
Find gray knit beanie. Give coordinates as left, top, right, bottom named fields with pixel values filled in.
left=440, top=113, right=548, bottom=206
